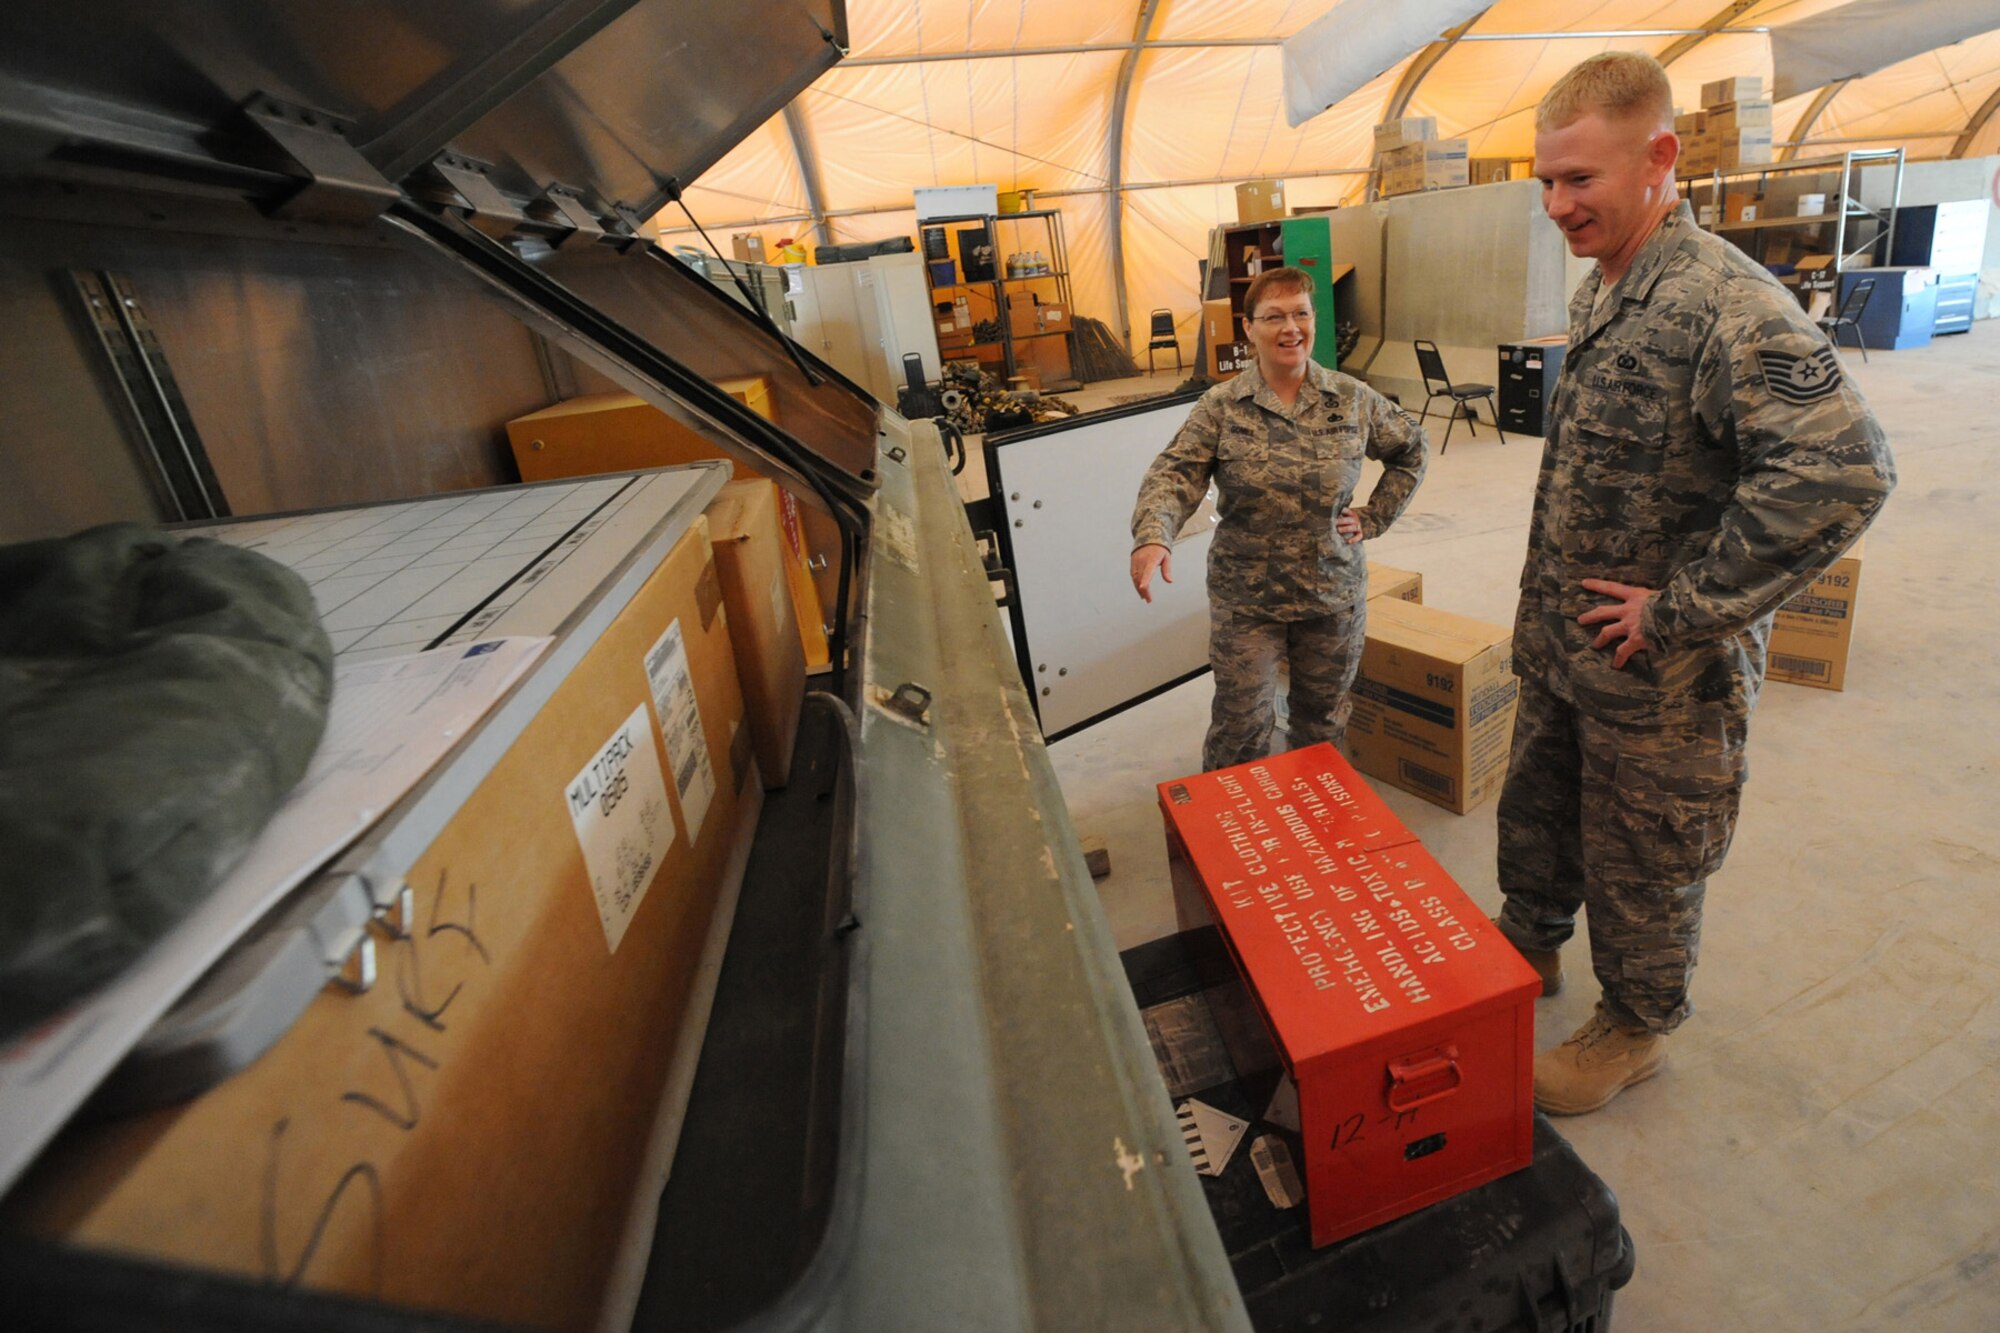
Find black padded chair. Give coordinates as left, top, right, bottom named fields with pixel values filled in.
left=1414, top=340, right=1502, bottom=452
left=1818, top=277, right=1876, bottom=363
left=1146, top=308, right=1182, bottom=375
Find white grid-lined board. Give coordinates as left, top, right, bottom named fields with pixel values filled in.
left=188, top=472, right=710, bottom=661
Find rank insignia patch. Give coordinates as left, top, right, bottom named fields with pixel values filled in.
left=1757, top=346, right=1843, bottom=405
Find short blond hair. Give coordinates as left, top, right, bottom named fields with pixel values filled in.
left=1536, top=51, right=1673, bottom=132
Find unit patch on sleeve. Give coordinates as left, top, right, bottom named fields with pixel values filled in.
left=1756, top=346, right=1843, bottom=405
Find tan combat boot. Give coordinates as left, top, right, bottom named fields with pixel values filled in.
left=1534, top=1004, right=1666, bottom=1115
left=1518, top=944, right=1564, bottom=998
left=1496, top=922, right=1564, bottom=997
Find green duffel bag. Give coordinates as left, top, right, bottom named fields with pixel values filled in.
left=0, top=522, right=333, bottom=1042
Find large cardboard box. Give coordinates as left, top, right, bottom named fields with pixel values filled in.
left=1347, top=599, right=1517, bottom=814
left=1679, top=132, right=1719, bottom=176
left=1701, top=75, right=1763, bottom=107
left=1236, top=178, right=1287, bottom=223
left=1157, top=744, right=1539, bottom=1247
left=1380, top=139, right=1469, bottom=197
left=1768, top=539, right=1866, bottom=691
left=1367, top=563, right=1423, bottom=604
left=1674, top=110, right=1710, bottom=135
left=1202, top=298, right=1238, bottom=350
left=506, top=390, right=831, bottom=671
left=1717, top=129, right=1773, bottom=169
left=730, top=233, right=766, bottom=263
left=1707, top=99, right=1772, bottom=135
left=706, top=480, right=808, bottom=783
left=7, top=518, right=758, bottom=1329
left=1373, top=116, right=1437, bottom=153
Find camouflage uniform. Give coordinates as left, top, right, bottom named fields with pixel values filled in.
left=1497, top=202, right=1895, bottom=1032
left=1131, top=360, right=1428, bottom=771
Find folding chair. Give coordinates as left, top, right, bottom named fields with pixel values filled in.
left=1818, top=278, right=1875, bottom=363
left=1413, top=339, right=1503, bottom=453
left=1146, top=308, right=1183, bottom=375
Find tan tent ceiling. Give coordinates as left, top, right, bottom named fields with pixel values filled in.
left=660, top=0, right=2000, bottom=353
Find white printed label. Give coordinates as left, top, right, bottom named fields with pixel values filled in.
left=644, top=619, right=716, bottom=842
left=567, top=703, right=675, bottom=952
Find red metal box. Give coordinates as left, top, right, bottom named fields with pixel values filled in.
left=1157, top=743, right=1540, bottom=1246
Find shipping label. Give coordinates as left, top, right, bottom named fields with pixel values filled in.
left=644, top=619, right=717, bottom=843
left=567, top=702, right=676, bottom=952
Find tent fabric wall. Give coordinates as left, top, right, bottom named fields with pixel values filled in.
left=656, top=0, right=2000, bottom=352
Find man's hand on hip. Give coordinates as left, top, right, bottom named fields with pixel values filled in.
left=1131, top=543, right=1172, bottom=603
left=1577, top=578, right=1655, bottom=668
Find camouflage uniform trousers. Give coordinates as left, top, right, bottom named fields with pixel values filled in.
left=1205, top=600, right=1365, bottom=773
left=1494, top=672, right=1748, bottom=1034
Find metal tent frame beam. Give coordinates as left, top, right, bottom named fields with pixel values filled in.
left=1105, top=0, right=1166, bottom=351
left=783, top=102, right=834, bottom=246
left=1952, top=83, right=2000, bottom=158
left=1780, top=79, right=1851, bottom=163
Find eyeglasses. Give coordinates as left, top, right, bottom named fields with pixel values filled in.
left=1249, top=311, right=1315, bottom=328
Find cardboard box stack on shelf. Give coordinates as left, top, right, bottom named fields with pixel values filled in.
left=1374, top=117, right=1470, bottom=197
left=1381, top=139, right=1469, bottom=197
left=1679, top=76, right=1772, bottom=177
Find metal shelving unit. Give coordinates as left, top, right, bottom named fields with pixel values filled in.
left=1678, top=147, right=1904, bottom=274
left=921, top=208, right=1074, bottom=382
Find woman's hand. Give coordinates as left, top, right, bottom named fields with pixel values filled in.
left=1131, top=543, right=1172, bottom=602
left=1337, top=509, right=1365, bottom=545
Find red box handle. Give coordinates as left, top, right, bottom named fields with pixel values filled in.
left=1385, top=1046, right=1462, bottom=1112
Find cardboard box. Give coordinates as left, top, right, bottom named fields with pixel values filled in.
left=1796, top=192, right=1828, bottom=216
left=1020, top=330, right=1072, bottom=383
left=705, top=480, right=808, bottom=784
left=1373, top=116, right=1438, bottom=153
left=1035, top=301, right=1072, bottom=334
left=1701, top=75, right=1763, bottom=107
left=506, top=392, right=832, bottom=670
left=1768, top=538, right=1865, bottom=690
left=730, top=232, right=766, bottom=263
left=1468, top=157, right=1514, bottom=186
left=1380, top=139, right=1470, bottom=197
left=1680, top=132, right=1719, bottom=176
left=1717, top=129, right=1773, bottom=169
left=1674, top=110, right=1710, bottom=135
left=1726, top=194, right=1761, bottom=225
left=1202, top=298, right=1238, bottom=350
left=1157, top=743, right=1539, bottom=1247
left=1347, top=599, right=1517, bottom=814
left=7, top=518, right=758, bottom=1328
left=1367, top=563, right=1423, bottom=604
left=1236, top=178, right=1287, bottom=223
left=1707, top=99, right=1772, bottom=135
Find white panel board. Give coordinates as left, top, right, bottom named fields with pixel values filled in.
left=990, top=396, right=1214, bottom=737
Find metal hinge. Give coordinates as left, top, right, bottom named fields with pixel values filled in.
left=425, top=151, right=529, bottom=239
left=528, top=183, right=608, bottom=249
left=241, top=95, right=400, bottom=222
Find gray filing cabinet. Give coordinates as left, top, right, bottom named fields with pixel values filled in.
left=1890, top=200, right=1989, bottom=335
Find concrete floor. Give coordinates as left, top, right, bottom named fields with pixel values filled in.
left=1048, top=323, right=2000, bottom=1330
